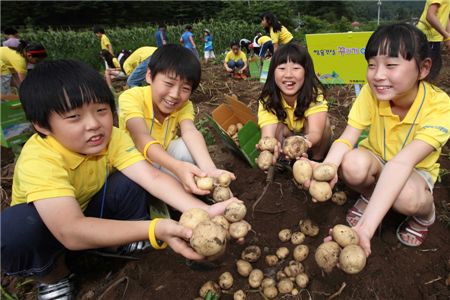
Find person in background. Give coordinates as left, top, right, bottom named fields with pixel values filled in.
left=252, top=33, right=262, bottom=56
left=122, top=46, right=157, bottom=88
left=224, top=41, right=248, bottom=78
left=0, top=41, right=47, bottom=99
left=203, top=29, right=215, bottom=63
left=180, top=25, right=199, bottom=59
left=155, top=23, right=168, bottom=47
left=100, top=49, right=128, bottom=90
left=260, top=12, right=294, bottom=52
left=257, top=35, right=273, bottom=58
left=417, top=0, right=450, bottom=80
left=93, top=25, right=113, bottom=56
left=239, top=38, right=252, bottom=55
left=2, top=27, right=20, bottom=49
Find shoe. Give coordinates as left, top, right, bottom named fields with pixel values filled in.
left=38, top=274, right=75, bottom=300
left=396, top=214, right=435, bottom=247
left=346, top=195, right=369, bottom=227
left=119, top=240, right=151, bottom=255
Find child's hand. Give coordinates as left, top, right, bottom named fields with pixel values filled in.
left=155, top=219, right=205, bottom=260
left=174, top=161, right=210, bottom=196
left=301, top=158, right=338, bottom=201
left=206, top=197, right=243, bottom=217
left=225, top=66, right=232, bottom=72
left=351, top=224, right=372, bottom=257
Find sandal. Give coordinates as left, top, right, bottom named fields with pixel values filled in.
left=346, top=195, right=369, bottom=227
left=396, top=214, right=434, bottom=247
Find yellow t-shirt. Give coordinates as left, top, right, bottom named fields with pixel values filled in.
left=112, top=57, right=120, bottom=69
left=0, top=47, right=27, bottom=75
left=122, top=46, right=157, bottom=75
left=257, top=36, right=272, bottom=46
left=417, top=0, right=450, bottom=42
left=270, top=26, right=293, bottom=45
left=11, top=127, right=144, bottom=210
left=118, top=85, right=195, bottom=149
left=258, top=94, right=328, bottom=133
left=348, top=82, right=450, bottom=182
left=101, top=34, right=111, bottom=50
left=224, top=50, right=247, bottom=63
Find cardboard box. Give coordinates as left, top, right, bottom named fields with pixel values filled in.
left=208, top=94, right=261, bottom=168
left=1, top=100, right=33, bottom=151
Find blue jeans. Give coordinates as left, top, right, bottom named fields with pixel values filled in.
left=227, top=59, right=244, bottom=71
left=1, top=171, right=150, bottom=277
left=127, top=56, right=151, bottom=87
left=259, top=41, right=273, bottom=58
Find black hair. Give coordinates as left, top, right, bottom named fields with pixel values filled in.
left=230, top=40, right=240, bottom=48
left=148, top=44, right=201, bottom=91
left=19, top=59, right=115, bottom=136
left=92, top=25, right=105, bottom=34
left=258, top=43, right=324, bottom=121
left=118, top=49, right=133, bottom=73
left=158, top=23, right=166, bottom=29
left=185, top=25, right=193, bottom=31
left=100, top=49, right=115, bottom=69
left=365, top=23, right=432, bottom=79
left=4, top=27, right=18, bottom=35
left=16, top=40, right=47, bottom=60
left=260, top=12, right=282, bottom=33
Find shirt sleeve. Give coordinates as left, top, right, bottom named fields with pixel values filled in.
left=224, top=51, right=231, bottom=63
left=177, top=101, right=195, bottom=122
left=108, top=128, right=145, bottom=170
left=304, top=94, right=328, bottom=117
left=258, top=101, right=280, bottom=128
left=347, top=84, right=373, bottom=130
left=118, top=88, right=146, bottom=125
left=10, top=53, right=27, bottom=74
left=270, top=27, right=279, bottom=44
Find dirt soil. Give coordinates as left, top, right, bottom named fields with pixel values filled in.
left=1, top=50, right=449, bottom=299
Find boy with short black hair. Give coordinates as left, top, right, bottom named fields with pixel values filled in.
left=1, top=59, right=240, bottom=299
left=119, top=44, right=235, bottom=196
left=93, top=25, right=113, bottom=56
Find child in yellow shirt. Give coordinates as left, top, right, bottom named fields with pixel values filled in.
left=260, top=12, right=294, bottom=52
left=224, top=41, right=248, bottom=77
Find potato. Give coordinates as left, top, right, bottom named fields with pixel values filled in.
left=218, top=272, right=233, bottom=289
left=199, top=281, right=221, bottom=298
left=339, top=244, right=367, bottom=274
left=262, top=286, right=278, bottom=299
left=224, top=202, right=247, bottom=222
left=227, top=124, right=238, bottom=136
left=241, top=245, right=261, bottom=263
left=312, top=163, right=337, bottom=181
left=293, top=244, right=309, bottom=262
left=265, top=255, right=279, bottom=267
left=278, top=229, right=292, bottom=242
left=233, top=290, right=246, bottom=300
left=299, top=219, right=319, bottom=237
left=179, top=208, right=210, bottom=230
left=331, top=191, right=347, bottom=205
left=195, top=176, right=214, bottom=191
left=282, top=136, right=308, bottom=160
left=332, top=224, right=360, bottom=248
left=292, top=288, right=299, bottom=296
left=216, top=173, right=232, bottom=187
left=229, top=220, right=251, bottom=239
left=190, top=221, right=227, bottom=257
left=261, top=278, right=276, bottom=288
left=276, top=247, right=289, bottom=259
left=284, top=261, right=303, bottom=277
left=207, top=243, right=226, bottom=261
left=309, top=181, right=332, bottom=202
left=291, top=232, right=306, bottom=245
left=293, top=160, right=313, bottom=184
left=276, top=270, right=287, bottom=281
left=277, top=278, right=294, bottom=294
left=315, top=241, right=341, bottom=273
left=258, top=136, right=278, bottom=152
left=289, top=260, right=304, bottom=274
left=248, top=269, right=264, bottom=288
left=236, top=259, right=253, bottom=277
left=213, top=186, right=232, bottom=202
left=236, top=123, right=244, bottom=131
left=256, top=150, right=273, bottom=170
left=295, top=273, right=309, bottom=288
left=211, top=215, right=230, bottom=231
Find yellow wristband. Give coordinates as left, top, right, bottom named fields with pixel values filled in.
left=334, top=138, right=353, bottom=150
left=148, top=218, right=168, bottom=250
left=444, top=36, right=450, bottom=42
left=143, top=140, right=162, bottom=162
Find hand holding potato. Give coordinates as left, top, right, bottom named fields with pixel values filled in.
left=206, top=197, right=243, bottom=218
left=174, top=161, right=211, bottom=196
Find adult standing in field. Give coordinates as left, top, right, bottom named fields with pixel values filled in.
left=155, top=23, right=168, bottom=47
left=180, top=25, right=199, bottom=59
left=417, top=0, right=450, bottom=80
left=260, top=12, right=294, bottom=52
left=0, top=41, right=47, bottom=99
left=122, top=46, right=157, bottom=88
left=93, top=25, right=113, bottom=56
left=2, top=27, right=20, bottom=49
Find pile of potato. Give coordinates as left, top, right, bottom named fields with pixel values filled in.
left=315, top=224, right=366, bottom=274
left=226, top=123, right=244, bottom=146
left=195, top=173, right=233, bottom=203
left=255, top=137, right=278, bottom=170
left=180, top=202, right=249, bottom=260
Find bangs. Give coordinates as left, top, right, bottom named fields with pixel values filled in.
left=55, top=83, right=113, bottom=115
left=272, top=44, right=307, bottom=67
left=365, top=25, right=415, bottom=61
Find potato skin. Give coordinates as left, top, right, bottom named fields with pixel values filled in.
left=263, top=286, right=278, bottom=299
left=213, top=186, right=232, bottom=202
left=236, top=259, right=253, bottom=277
left=309, top=181, right=332, bottom=202
left=290, top=232, right=306, bottom=245
left=248, top=269, right=264, bottom=288
left=219, top=271, right=234, bottom=289
left=331, top=191, right=347, bottom=205
left=315, top=241, right=341, bottom=272
left=229, top=220, right=250, bottom=239
left=241, top=245, right=261, bottom=263
left=224, top=202, right=247, bottom=222
left=217, top=173, right=232, bottom=187
left=195, top=176, right=214, bottom=191
left=299, top=219, right=319, bottom=237
left=179, top=208, right=210, bottom=230
left=258, top=136, right=278, bottom=152
left=293, top=244, right=309, bottom=262
left=293, top=160, right=313, bottom=184
left=282, top=136, right=308, bottom=159
left=332, top=224, right=360, bottom=247
left=312, top=163, right=337, bottom=181
left=256, top=150, right=273, bottom=170
left=277, top=278, right=294, bottom=294
left=339, top=244, right=367, bottom=274
left=190, top=221, right=227, bottom=257
left=199, top=281, right=221, bottom=298
left=234, top=290, right=246, bottom=300
left=278, top=229, right=292, bottom=242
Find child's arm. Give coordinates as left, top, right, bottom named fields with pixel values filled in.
left=180, top=119, right=236, bottom=179
left=353, top=140, right=434, bottom=256
left=125, top=117, right=209, bottom=195
left=304, top=111, right=328, bottom=147
left=425, top=3, right=450, bottom=41
left=189, top=35, right=196, bottom=48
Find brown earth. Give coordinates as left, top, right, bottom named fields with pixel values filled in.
left=1, top=50, right=449, bottom=299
